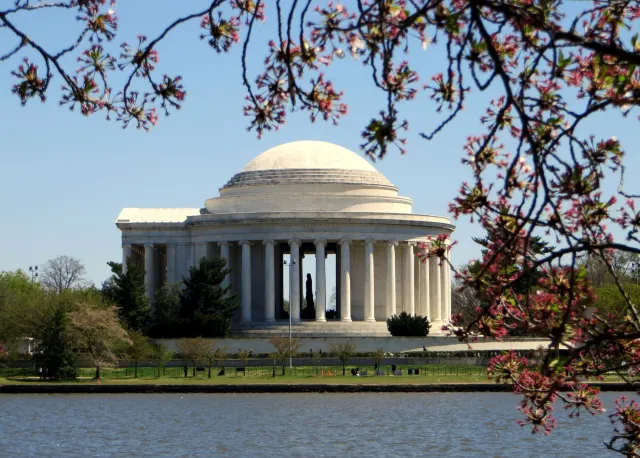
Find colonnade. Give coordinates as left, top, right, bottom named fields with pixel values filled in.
left=123, top=239, right=452, bottom=324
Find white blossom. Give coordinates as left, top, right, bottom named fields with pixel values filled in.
left=349, top=36, right=364, bottom=59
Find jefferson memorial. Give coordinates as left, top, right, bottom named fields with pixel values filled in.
left=116, top=141, right=454, bottom=335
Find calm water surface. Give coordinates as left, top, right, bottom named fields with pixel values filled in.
left=0, top=393, right=629, bottom=457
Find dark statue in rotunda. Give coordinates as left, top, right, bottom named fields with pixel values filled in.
left=302, top=273, right=316, bottom=319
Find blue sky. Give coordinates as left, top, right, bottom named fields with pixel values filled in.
left=0, top=1, right=638, bottom=288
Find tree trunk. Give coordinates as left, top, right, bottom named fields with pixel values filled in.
left=134, top=362, right=138, bottom=378
left=343, top=364, right=345, bottom=376
left=95, top=366, right=100, bottom=380
left=208, top=364, right=211, bottom=379
left=192, top=363, right=196, bottom=377
left=282, top=365, right=285, bottom=376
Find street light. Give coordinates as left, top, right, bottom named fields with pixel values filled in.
left=283, top=258, right=296, bottom=369
left=28, top=265, right=38, bottom=282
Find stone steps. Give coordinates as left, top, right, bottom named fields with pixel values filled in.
left=231, top=321, right=395, bottom=337
left=229, top=320, right=449, bottom=338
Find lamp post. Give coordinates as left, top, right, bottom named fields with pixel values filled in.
left=283, top=258, right=296, bottom=369
left=28, top=265, right=38, bottom=282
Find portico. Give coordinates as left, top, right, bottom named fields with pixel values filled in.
left=116, top=141, right=454, bottom=335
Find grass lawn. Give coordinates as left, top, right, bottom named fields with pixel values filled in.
left=0, top=364, right=493, bottom=385
left=0, top=365, right=628, bottom=386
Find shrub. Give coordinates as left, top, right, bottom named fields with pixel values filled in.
left=386, top=312, right=431, bottom=337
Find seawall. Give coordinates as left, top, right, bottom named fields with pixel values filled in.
left=0, top=383, right=631, bottom=394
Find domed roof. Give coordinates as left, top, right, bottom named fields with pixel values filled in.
left=242, top=140, right=377, bottom=172
left=222, top=141, right=393, bottom=190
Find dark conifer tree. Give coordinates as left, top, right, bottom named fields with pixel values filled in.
left=463, top=230, right=552, bottom=336
left=180, top=257, right=238, bottom=337
left=104, top=258, right=151, bottom=331
left=36, top=302, right=77, bottom=380
left=149, top=283, right=182, bottom=337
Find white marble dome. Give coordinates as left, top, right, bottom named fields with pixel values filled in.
left=242, top=140, right=377, bottom=172
left=206, top=141, right=409, bottom=214
left=221, top=141, right=394, bottom=190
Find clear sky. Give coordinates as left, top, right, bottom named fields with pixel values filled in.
left=1, top=1, right=637, bottom=289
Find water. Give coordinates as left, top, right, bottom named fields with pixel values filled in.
left=0, top=393, right=628, bottom=457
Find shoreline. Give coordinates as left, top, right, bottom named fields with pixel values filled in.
left=0, top=382, right=631, bottom=394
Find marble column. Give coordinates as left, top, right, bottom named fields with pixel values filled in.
left=340, top=239, right=352, bottom=322
left=386, top=242, right=397, bottom=318
left=447, top=248, right=452, bottom=321
left=428, top=256, right=439, bottom=320
left=188, top=244, right=195, bottom=268
left=194, top=242, right=208, bottom=265
left=240, top=241, right=252, bottom=323
left=314, top=239, right=327, bottom=322
left=144, top=243, right=154, bottom=303
left=166, top=243, right=177, bottom=284
left=263, top=240, right=276, bottom=322
left=219, top=242, right=230, bottom=290
left=364, top=239, right=375, bottom=322
left=431, top=256, right=442, bottom=322
left=289, top=239, right=301, bottom=322
left=299, top=255, right=304, bottom=308
left=415, top=257, right=422, bottom=315
left=403, top=243, right=415, bottom=315
left=422, top=252, right=430, bottom=321
left=418, top=248, right=427, bottom=317
left=441, top=248, right=450, bottom=323
left=122, top=244, right=132, bottom=275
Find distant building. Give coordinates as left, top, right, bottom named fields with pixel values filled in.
left=116, top=141, right=454, bottom=335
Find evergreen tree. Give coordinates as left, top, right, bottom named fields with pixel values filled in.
left=180, top=257, right=238, bottom=337
left=103, top=259, right=150, bottom=331
left=100, top=261, right=122, bottom=303
left=149, top=283, right=182, bottom=337
left=472, top=232, right=551, bottom=296
left=36, top=301, right=77, bottom=380
left=464, top=231, right=552, bottom=336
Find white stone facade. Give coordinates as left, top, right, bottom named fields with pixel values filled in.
left=116, top=141, right=455, bottom=335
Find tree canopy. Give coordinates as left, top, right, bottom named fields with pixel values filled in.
left=268, top=335, right=303, bottom=375
left=40, top=256, right=87, bottom=293
left=329, top=340, right=357, bottom=376
left=0, top=270, right=45, bottom=346
left=177, top=337, right=208, bottom=376
left=69, top=301, right=131, bottom=379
